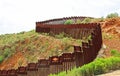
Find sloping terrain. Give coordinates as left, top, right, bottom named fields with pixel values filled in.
left=97, top=17, right=120, bottom=76
left=100, top=18, right=120, bottom=57
left=101, top=17, right=120, bottom=37
left=0, top=31, right=82, bottom=70
left=0, top=17, right=120, bottom=76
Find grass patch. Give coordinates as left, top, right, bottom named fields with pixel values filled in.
left=50, top=56, right=120, bottom=76
left=0, top=55, right=4, bottom=63
left=111, top=49, right=120, bottom=57
left=102, top=33, right=113, bottom=39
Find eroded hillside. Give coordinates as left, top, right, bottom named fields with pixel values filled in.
left=100, top=18, right=120, bottom=57
left=0, top=31, right=82, bottom=70
left=101, top=17, right=120, bottom=37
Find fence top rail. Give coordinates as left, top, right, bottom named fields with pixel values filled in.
left=36, top=16, right=94, bottom=24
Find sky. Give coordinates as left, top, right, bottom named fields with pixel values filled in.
left=0, top=0, right=120, bottom=35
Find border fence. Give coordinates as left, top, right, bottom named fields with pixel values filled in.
left=0, top=17, right=102, bottom=76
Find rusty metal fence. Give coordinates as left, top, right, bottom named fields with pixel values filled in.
left=0, top=17, right=102, bottom=76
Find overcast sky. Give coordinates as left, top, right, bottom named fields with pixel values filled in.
left=0, top=0, right=120, bottom=34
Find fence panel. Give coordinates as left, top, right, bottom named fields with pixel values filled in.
left=27, top=63, right=38, bottom=76
left=38, top=59, right=50, bottom=76
left=17, top=67, right=27, bottom=76
left=7, top=69, right=17, bottom=76
left=49, top=56, right=63, bottom=74
left=61, top=53, right=75, bottom=72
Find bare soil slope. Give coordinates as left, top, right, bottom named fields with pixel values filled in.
left=101, top=17, right=120, bottom=37
left=0, top=34, right=81, bottom=70
left=101, top=18, right=120, bottom=57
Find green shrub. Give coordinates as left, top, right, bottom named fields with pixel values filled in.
left=50, top=57, right=120, bottom=76
left=100, top=17, right=104, bottom=22
left=91, top=17, right=104, bottom=22
left=0, top=55, right=4, bottom=63
left=102, top=33, right=113, bottom=39
left=64, top=20, right=74, bottom=24
left=111, top=49, right=120, bottom=57
left=87, top=35, right=92, bottom=40
left=93, top=58, right=106, bottom=75
left=76, top=19, right=82, bottom=24
left=41, top=33, right=49, bottom=36
left=3, top=48, right=11, bottom=58
left=55, top=32, right=66, bottom=39
left=82, top=18, right=92, bottom=23
left=106, top=12, right=119, bottom=18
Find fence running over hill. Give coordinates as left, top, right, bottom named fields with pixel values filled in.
left=36, top=16, right=93, bottom=24
left=0, top=17, right=102, bottom=76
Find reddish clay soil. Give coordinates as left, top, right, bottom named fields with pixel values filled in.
left=0, top=51, right=27, bottom=70
left=103, top=38, right=120, bottom=58
left=101, top=18, right=120, bottom=37
left=100, top=18, right=120, bottom=57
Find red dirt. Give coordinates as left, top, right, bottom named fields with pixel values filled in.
left=103, top=38, right=120, bottom=57
left=101, top=18, right=120, bottom=37
left=101, top=18, right=120, bottom=57
left=0, top=51, right=27, bottom=70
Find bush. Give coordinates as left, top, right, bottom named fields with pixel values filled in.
left=50, top=57, right=120, bottom=76
left=106, top=12, right=119, bottom=18
left=0, top=55, right=4, bottom=63
left=76, top=19, right=82, bottom=24
left=91, top=17, right=104, bottom=22
left=82, top=18, right=92, bottom=23
left=55, top=32, right=66, bottom=39
left=64, top=20, right=74, bottom=24
left=3, top=48, right=11, bottom=58
left=111, top=49, right=120, bottom=57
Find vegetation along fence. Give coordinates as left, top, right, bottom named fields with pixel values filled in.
left=0, top=17, right=102, bottom=76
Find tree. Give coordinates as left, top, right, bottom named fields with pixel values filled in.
left=106, top=12, right=119, bottom=18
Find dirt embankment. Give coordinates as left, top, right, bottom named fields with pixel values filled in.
left=0, top=51, right=27, bottom=70
left=100, top=18, right=120, bottom=57
left=101, top=17, right=120, bottom=37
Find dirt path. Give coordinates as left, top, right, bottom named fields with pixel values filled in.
left=97, top=70, right=120, bottom=76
